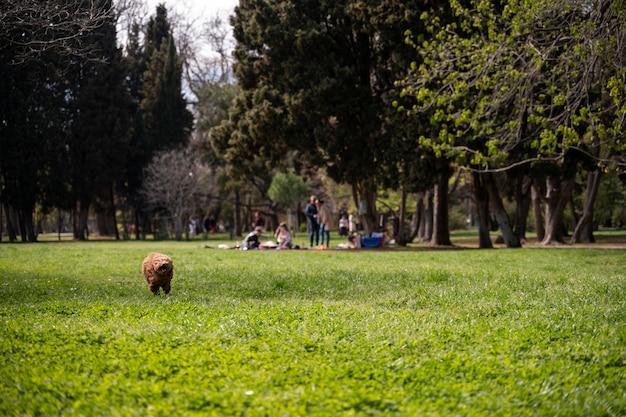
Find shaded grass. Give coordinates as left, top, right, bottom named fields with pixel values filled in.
left=0, top=242, right=625, bottom=416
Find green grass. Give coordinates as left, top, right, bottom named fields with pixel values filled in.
left=0, top=241, right=625, bottom=416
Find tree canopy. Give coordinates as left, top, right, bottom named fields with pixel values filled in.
left=212, top=0, right=442, bottom=235
left=398, top=0, right=626, bottom=245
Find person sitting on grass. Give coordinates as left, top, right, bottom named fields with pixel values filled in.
left=242, top=227, right=263, bottom=250
left=275, top=222, right=293, bottom=249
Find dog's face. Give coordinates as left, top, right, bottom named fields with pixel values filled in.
left=152, top=255, right=173, bottom=276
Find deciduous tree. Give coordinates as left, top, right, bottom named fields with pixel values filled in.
left=400, top=0, right=626, bottom=246
left=140, top=148, right=209, bottom=241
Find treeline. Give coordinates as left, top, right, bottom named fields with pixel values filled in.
left=1, top=1, right=191, bottom=242
left=212, top=0, right=626, bottom=247
left=2, top=0, right=626, bottom=247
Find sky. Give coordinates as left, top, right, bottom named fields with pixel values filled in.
left=146, top=0, right=238, bottom=21
left=141, top=0, right=239, bottom=59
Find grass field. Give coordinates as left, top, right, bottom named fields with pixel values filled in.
left=0, top=239, right=624, bottom=416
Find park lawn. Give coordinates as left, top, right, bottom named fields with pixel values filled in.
left=0, top=241, right=624, bottom=416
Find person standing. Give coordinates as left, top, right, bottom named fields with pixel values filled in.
left=317, top=199, right=333, bottom=248
left=304, top=195, right=319, bottom=248
left=339, top=214, right=348, bottom=237
left=252, top=211, right=265, bottom=231
left=348, top=213, right=357, bottom=233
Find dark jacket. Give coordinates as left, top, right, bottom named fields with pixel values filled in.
left=305, top=202, right=318, bottom=225
left=243, top=231, right=260, bottom=249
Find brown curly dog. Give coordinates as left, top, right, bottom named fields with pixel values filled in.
left=142, top=252, right=174, bottom=295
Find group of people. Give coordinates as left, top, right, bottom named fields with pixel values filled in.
left=305, top=195, right=334, bottom=249
left=242, top=222, right=293, bottom=250
left=241, top=196, right=348, bottom=250
left=189, top=214, right=218, bottom=236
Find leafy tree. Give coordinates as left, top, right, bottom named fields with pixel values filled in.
left=63, top=0, right=131, bottom=240
left=217, top=0, right=440, bottom=236
left=141, top=32, right=193, bottom=152
left=0, top=54, right=62, bottom=242
left=123, top=4, right=193, bottom=239
left=122, top=21, right=150, bottom=239
left=0, top=0, right=127, bottom=242
left=268, top=172, right=309, bottom=229
left=400, top=0, right=626, bottom=246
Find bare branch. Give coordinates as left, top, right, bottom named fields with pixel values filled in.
left=1, top=0, right=115, bottom=64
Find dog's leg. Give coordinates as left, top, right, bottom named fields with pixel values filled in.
left=162, top=282, right=171, bottom=294
left=149, top=283, right=160, bottom=295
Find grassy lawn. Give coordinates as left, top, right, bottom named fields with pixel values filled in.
left=0, top=240, right=624, bottom=416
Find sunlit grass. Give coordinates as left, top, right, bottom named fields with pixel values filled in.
left=0, top=242, right=624, bottom=416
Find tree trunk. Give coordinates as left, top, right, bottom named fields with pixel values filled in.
left=531, top=182, right=545, bottom=241
left=134, top=209, right=142, bottom=240
left=430, top=161, right=452, bottom=246
left=540, top=176, right=576, bottom=245
left=420, top=189, right=434, bottom=242
left=18, top=208, right=37, bottom=242
left=568, top=196, right=579, bottom=233
left=73, top=200, right=90, bottom=240
left=395, top=188, right=408, bottom=246
left=174, top=211, right=184, bottom=241
left=513, top=175, right=532, bottom=242
left=234, top=189, right=242, bottom=237
left=352, top=181, right=377, bottom=235
left=408, top=192, right=423, bottom=243
left=3, top=202, right=18, bottom=242
left=485, top=172, right=521, bottom=248
left=472, top=172, right=493, bottom=249
left=110, top=184, right=119, bottom=240
left=571, top=169, right=601, bottom=243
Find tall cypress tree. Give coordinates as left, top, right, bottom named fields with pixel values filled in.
left=140, top=4, right=193, bottom=153
left=123, top=21, right=150, bottom=238
left=122, top=4, right=192, bottom=239
left=65, top=0, right=131, bottom=240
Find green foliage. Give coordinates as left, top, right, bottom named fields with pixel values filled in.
left=1, top=243, right=625, bottom=416
left=267, top=173, right=309, bottom=209
left=223, top=0, right=441, bottom=225
left=141, top=33, right=193, bottom=152
left=400, top=0, right=626, bottom=172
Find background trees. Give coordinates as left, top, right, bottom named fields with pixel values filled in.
left=399, top=0, right=626, bottom=246
left=0, top=1, right=193, bottom=242
left=2, top=0, right=625, bottom=245
left=212, top=0, right=444, bottom=238
left=140, top=148, right=209, bottom=240
left=1, top=0, right=127, bottom=242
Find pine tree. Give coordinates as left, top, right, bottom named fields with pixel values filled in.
left=64, top=0, right=131, bottom=239
left=140, top=5, right=193, bottom=152
left=141, top=34, right=193, bottom=151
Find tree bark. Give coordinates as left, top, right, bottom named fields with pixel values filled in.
left=352, top=181, right=377, bottom=235
left=73, top=199, right=90, bottom=240
left=513, top=175, right=532, bottom=242
left=472, top=172, right=493, bottom=249
left=485, top=173, right=521, bottom=248
left=540, top=176, right=576, bottom=245
left=19, top=208, right=37, bottom=242
left=531, top=182, right=545, bottom=242
left=420, top=189, right=434, bottom=242
left=234, top=189, right=242, bottom=237
left=396, top=188, right=408, bottom=246
left=430, top=161, right=452, bottom=246
left=571, top=169, right=602, bottom=243
left=408, top=192, right=424, bottom=243
left=3, top=202, right=18, bottom=242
